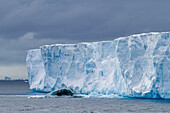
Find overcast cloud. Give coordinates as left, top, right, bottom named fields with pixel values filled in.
left=0, top=0, right=170, bottom=78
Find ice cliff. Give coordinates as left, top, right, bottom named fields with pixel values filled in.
left=26, top=32, right=170, bottom=99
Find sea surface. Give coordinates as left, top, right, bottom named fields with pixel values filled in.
left=0, top=80, right=170, bottom=113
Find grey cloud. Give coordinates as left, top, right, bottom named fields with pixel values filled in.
left=0, top=0, right=170, bottom=65
left=0, top=32, right=78, bottom=65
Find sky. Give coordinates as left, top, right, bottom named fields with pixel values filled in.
left=0, top=0, right=170, bottom=79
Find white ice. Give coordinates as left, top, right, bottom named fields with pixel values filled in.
left=26, top=32, right=170, bottom=99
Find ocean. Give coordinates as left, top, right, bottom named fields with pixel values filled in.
left=0, top=80, right=170, bottom=113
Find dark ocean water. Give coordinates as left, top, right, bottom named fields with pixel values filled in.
left=0, top=80, right=170, bottom=113
left=0, top=80, right=46, bottom=95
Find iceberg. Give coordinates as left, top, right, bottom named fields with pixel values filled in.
left=26, top=32, right=170, bottom=99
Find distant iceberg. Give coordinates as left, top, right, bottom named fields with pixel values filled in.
left=4, top=76, right=11, bottom=80
left=26, top=32, right=170, bottom=99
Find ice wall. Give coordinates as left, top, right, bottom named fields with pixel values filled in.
left=26, top=32, right=170, bottom=99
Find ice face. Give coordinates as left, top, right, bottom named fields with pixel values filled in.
left=26, top=49, right=46, bottom=92
left=26, top=32, right=170, bottom=99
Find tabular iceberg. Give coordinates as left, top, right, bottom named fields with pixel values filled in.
left=26, top=32, right=170, bottom=99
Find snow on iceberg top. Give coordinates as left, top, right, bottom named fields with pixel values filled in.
left=38, top=32, right=168, bottom=47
